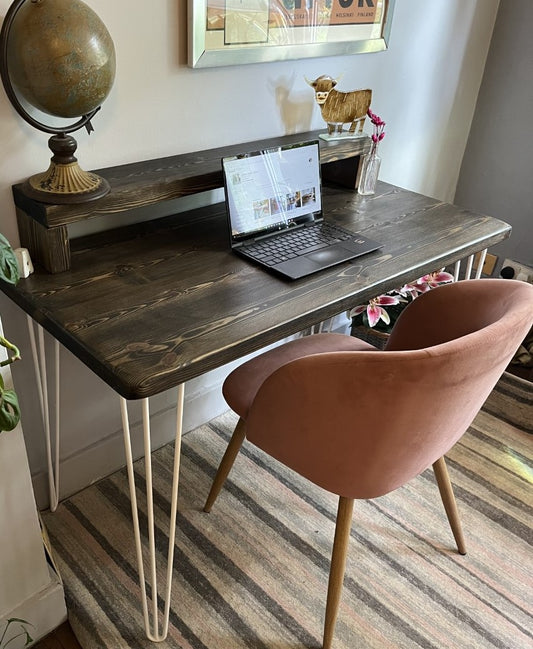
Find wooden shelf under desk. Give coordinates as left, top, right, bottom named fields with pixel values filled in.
left=13, top=130, right=371, bottom=273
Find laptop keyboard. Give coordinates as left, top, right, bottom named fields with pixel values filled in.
left=242, top=223, right=354, bottom=266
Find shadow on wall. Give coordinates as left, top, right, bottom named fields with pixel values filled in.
left=268, top=74, right=314, bottom=135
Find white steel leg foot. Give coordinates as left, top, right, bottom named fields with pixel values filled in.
left=27, top=317, right=60, bottom=511
left=120, top=384, right=184, bottom=642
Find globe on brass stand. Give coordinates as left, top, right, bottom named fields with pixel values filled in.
left=0, top=0, right=116, bottom=204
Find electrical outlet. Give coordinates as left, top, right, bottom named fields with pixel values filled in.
left=500, top=258, right=533, bottom=283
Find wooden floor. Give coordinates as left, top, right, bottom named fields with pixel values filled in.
left=33, top=622, right=82, bottom=649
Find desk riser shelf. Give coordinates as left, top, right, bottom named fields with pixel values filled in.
left=13, top=131, right=371, bottom=273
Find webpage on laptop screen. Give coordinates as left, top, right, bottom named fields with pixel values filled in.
left=225, top=142, right=322, bottom=240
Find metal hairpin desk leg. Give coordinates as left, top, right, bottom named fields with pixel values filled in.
left=120, top=384, right=184, bottom=642
left=474, top=249, right=487, bottom=278
left=454, top=250, right=487, bottom=281
left=27, top=316, right=60, bottom=512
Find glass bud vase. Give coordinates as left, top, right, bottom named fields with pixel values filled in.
left=357, top=150, right=381, bottom=196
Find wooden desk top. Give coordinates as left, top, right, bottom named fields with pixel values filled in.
left=1, top=181, right=510, bottom=399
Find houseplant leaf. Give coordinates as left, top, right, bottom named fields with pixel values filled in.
left=0, top=374, right=21, bottom=432
left=0, top=233, right=20, bottom=285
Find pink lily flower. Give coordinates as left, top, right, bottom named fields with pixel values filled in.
left=416, top=270, right=454, bottom=293
left=398, top=283, right=421, bottom=300
left=351, top=269, right=454, bottom=334
left=351, top=294, right=400, bottom=327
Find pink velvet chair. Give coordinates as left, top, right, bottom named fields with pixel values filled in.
left=204, top=279, right=533, bottom=649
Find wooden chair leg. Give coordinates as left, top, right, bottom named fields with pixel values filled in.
left=204, top=418, right=247, bottom=513
left=323, top=496, right=354, bottom=649
left=432, top=456, right=467, bottom=555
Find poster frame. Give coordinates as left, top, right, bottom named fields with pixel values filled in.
left=188, top=0, right=395, bottom=68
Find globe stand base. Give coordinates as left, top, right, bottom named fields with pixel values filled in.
left=20, top=133, right=110, bottom=204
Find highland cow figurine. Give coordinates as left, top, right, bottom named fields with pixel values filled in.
left=306, top=75, right=372, bottom=137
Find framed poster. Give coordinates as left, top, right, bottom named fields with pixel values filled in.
left=188, top=0, right=395, bottom=68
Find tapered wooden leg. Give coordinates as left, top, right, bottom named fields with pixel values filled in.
left=204, top=417, right=247, bottom=512
left=433, top=456, right=467, bottom=555
left=323, top=496, right=354, bottom=649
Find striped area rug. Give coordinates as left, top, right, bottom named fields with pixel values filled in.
left=42, top=409, right=532, bottom=649
left=482, top=371, right=532, bottom=433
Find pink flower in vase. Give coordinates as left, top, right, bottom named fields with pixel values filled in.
left=358, top=108, right=386, bottom=195
left=367, top=108, right=386, bottom=155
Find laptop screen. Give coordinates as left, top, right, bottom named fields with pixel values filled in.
left=222, top=140, right=322, bottom=244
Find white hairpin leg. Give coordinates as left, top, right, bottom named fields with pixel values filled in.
left=454, top=260, right=461, bottom=282
left=27, top=317, right=60, bottom=512
left=475, top=248, right=487, bottom=279
left=454, top=249, right=487, bottom=282
left=464, top=254, right=474, bottom=280
left=120, top=383, right=184, bottom=642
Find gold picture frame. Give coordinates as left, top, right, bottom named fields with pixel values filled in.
left=188, top=0, right=395, bottom=68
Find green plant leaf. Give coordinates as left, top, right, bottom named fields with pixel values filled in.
left=0, top=234, right=20, bottom=285
left=0, top=336, right=21, bottom=367
left=0, top=619, right=33, bottom=649
left=0, top=235, right=22, bottom=433
left=0, top=386, right=21, bottom=432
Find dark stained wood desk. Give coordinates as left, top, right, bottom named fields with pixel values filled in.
left=0, top=177, right=511, bottom=641
left=2, top=180, right=510, bottom=399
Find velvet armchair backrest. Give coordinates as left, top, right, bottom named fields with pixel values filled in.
left=246, top=280, right=533, bottom=499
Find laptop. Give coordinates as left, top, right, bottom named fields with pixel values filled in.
left=222, top=139, right=382, bottom=280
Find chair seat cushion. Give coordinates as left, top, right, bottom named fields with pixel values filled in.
left=223, top=333, right=377, bottom=419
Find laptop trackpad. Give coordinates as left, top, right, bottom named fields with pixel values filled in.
left=274, top=256, right=322, bottom=279
left=274, top=245, right=353, bottom=279
left=306, top=245, right=354, bottom=265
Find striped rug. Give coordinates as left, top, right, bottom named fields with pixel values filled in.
left=482, top=371, right=532, bottom=433
left=42, top=409, right=532, bottom=649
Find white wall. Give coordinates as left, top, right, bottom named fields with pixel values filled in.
left=0, top=319, right=66, bottom=645
left=455, top=0, right=533, bottom=272
left=0, top=0, right=500, bottom=507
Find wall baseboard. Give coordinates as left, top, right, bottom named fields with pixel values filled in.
left=1, top=566, right=66, bottom=648
left=32, top=375, right=228, bottom=510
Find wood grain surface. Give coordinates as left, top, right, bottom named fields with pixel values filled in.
left=12, top=130, right=370, bottom=228
left=1, top=181, right=510, bottom=400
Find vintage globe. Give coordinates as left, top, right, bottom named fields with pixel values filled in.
left=6, top=0, right=115, bottom=119
left=0, top=0, right=116, bottom=202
